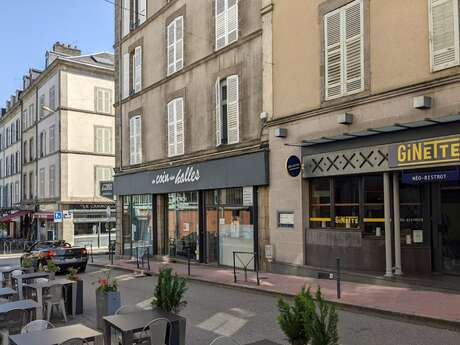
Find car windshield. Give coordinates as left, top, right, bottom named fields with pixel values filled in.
left=31, top=241, right=67, bottom=250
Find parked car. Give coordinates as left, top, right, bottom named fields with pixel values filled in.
left=21, top=240, right=88, bottom=273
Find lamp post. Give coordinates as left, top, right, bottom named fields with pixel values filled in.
left=106, top=206, right=112, bottom=264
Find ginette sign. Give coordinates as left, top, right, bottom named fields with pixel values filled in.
left=389, top=136, right=460, bottom=168
left=286, top=155, right=302, bottom=177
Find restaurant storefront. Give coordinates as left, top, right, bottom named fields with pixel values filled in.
left=115, top=151, right=268, bottom=267
left=302, top=118, right=460, bottom=275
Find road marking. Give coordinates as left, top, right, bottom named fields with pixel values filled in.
left=136, top=297, right=155, bottom=310
left=197, top=312, right=247, bottom=337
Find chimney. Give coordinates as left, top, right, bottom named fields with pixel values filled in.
left=1, top=108, right=5, bottom=116
left=52, top=41, right=81, bottom=56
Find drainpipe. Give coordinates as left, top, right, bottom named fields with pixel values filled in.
left=384, top=172, right=393, bottom=277
left=393, top=172, right=402, bottom=275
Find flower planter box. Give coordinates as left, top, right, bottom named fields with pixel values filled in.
left=65, top=280, right=84, bottom=315
left=164, top=311, right=186, bottom=345
left=96, top=290, right=121, bottom=330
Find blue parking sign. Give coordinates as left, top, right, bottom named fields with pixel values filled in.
left=54, top=211, right=63, bottom=223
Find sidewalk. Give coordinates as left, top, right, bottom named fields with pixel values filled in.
left=89, top=256, right=460, bottom=330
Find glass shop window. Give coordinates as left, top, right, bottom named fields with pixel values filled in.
left=363, top=174, right=385, bottom=237
left=310, top=178, right=331, bottom=228
left=334, top=176, right=360, bottom=229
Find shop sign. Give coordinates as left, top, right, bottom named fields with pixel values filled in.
left=99, top=181, right=114, bottom=199
left=278, top=211, right=294, bottom=228
left=286, top=155, right=302, bottom=177
left=389, top=136, right=460, bottom=168
left=402, top=169, right=459, bottom=184
left=335, top=216, right=359, bottom=226
left=151, top=166, right=200, bottom=186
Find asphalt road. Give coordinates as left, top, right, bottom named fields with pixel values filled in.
left=2, top=257, right=460, bottom=345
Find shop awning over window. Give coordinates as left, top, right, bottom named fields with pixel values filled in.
left=1, top=210, right=31, bottom=223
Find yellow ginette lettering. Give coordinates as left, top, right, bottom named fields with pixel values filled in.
left=412, top=143, right=422, bottom=161
left=452, top=143, right=460, bottom=158
left=439, top=144, right=449, bottom=159
left=424, top=145, right=432, bottom=160
left=397, top=145, right=406, bottom=163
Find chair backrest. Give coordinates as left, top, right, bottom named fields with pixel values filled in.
left=209, top=336, right=242, bottom=345
left=4, top=309, right=27, bottom=333
left=142, top=318, right=171, bottom=345
left=47, top=285, right=64, bottom=303
left=11, top=269, right=24, bottom=277
left=33, top=278, right=49, bottom=284
left=115, top=304, right=143, bottom=315
left=21, top=320, right=54, bottom=334
left=59, top=338, right=88, bottom=345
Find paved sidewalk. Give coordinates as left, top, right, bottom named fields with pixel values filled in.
left=90, top=256, right=460, bottom=329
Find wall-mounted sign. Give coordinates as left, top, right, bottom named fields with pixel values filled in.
left=402, top=169, right=459, bottom=184
left=278, top=211, right=294, bottom=228
left=413, top=229, right=424, bottom=243
left=53, top=211, right=62, bottom=223
left=389, top=136, right=460, bottom=168
left=100, top=181, right=114, bottom=199
left=286, top=155, right=302, bottom=177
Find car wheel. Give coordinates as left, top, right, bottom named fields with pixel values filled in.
left=78, top=264, right=87, bottom=273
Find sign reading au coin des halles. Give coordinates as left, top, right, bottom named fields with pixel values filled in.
left=389, top=136, right=460, bottom=168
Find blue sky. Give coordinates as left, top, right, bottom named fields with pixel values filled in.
left=0, top=0, right=115, bottom=105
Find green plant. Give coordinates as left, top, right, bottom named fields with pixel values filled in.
left=66, top=267, right=80, bottom=281
left=42, top=260, right=60, bottom=273
left=21, top=257, right=33, bottom=269
left=277, top=287, right=315, bottom=345
left=152, top=266, right=187, bottom=313
left=311, top=288, right=339, bottom=345
left=96, top=270, right=118, bottom=294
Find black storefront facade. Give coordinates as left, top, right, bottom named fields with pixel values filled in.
left=114, top=151, right=269, bottom=268
left=303, top=116, right=460, bottom=276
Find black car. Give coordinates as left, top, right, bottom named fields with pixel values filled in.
left=21, top=240, right=88, bottom=273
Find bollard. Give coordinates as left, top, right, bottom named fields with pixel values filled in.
left=187, top=247, right=191, bottom=276
left=233, top=252, right=237, bottom=283
left=147, top=247, right=151, bottom=271
left=336, top=257, right=341, bottom=299
left=90, top=243, right=94, bottom=263
left=110, top=242, right=114, bottom=265
left=136, top=247, right=140, bottom=269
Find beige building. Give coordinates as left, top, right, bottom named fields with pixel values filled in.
left=113, top=0, right=269, bottom=265
left=267, top=0, right=460, bottom=276
left=0, top=43, right=116, bottom=248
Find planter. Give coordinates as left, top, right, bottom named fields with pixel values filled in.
left=153, top=309, right=186, bottom=345
left=48, top=272, right=56, bottom=280
left=95, top=290, right=121, bottom=330
left=65, top=280, right=84, bottom=315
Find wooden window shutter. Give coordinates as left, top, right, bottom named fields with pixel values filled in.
left=122, top=53, right=130, bottom=98
left=215, top=79, right=222, bottom=146
left=325, top=10, right=343, bottom=99
left=176, top=98, right=184, bottom=155
left=215, top=0, right=226, bottom=50
left=136, top=116, right=142, bottom=163
left=429, top=0, right=460, bottom=71
left=226, top=75, right=239, bottom=144
left=138, top=0, right=147, bottom=25
left=167, top=101, right=176, bottom=157
left=134, top=46, right=142, bottom=93
left=227, top=0, right=239, bottom=44
left=344, top=0, right=364, bottom=94
left=167, top=20, right=175, bottom=75
left=175, top=17, right=184, bottom=71
left=122, top=0, right=130, bottom=37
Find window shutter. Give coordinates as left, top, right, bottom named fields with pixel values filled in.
left=122, top=0, right=130, bottom=37
left=175, top=98, right=184, bottom=156
left=129, top=117, right=136, bottom=164
left=226, top=75, right=239, bottom=144
left=429, top=0, right=460, bottom=71
left=167, top=21, right=176, bottom=75
left=123, top=53, right=130, bottom=98
left=344, top=0, right=364, bottom=94
left=134, top=46, right=142, bottom=93
left=138, top=0, right=147, bottom=25
left=325, top=10, right=343, bottom=99
left=168, top=101, right=176, bottom=157
left=227, top=0, right=238, bottom=44
left=215, top=0, right=226, bottom=50
left=175, top=17, right=184, bottom=71
left=135, top=116, right=142, bottom=163
left=215, top=79, right=222, bottom=146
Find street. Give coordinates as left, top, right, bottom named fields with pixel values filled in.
left=2, top=257, right=459, bottom=345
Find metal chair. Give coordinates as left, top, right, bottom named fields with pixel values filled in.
left=0, top=309, right=27, bottom=345
left=21, top=320, right=55, bottom=333
left=112, top=305, right=144, bottom=344
left=10, top=269, right=24, bottom=290
left=44, top=285, right=67, bottom=322
left=141, top=318, right=171, bottom=345
left=58, top=338, right=89, bottom=345
left=209, top=336, right=242, bottom=345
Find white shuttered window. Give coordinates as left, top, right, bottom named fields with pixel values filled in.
left=122, top=0, right=130, bottom=37
left=167, top=16, right=184, bottom=76
left=324, top=0, right=364, bottom=100
left=138, top=0, right=147, bottom=25
left=216, top=75, right=239, bottom=146
left=215, top=0, right=239, bottom=50
left=429, top=0, right=460, bottom=71
left=167, top=98, right=185, bottom=157
left=133, top=46, right=142, bottom=93
left=122, top=53, right=130, bottom=98
left=129, top=115, right=142, bottom=165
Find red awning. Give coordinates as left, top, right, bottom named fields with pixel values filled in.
left=33, top=212, right=54, bottom=220
left=1, top=210, right=31, bottom=223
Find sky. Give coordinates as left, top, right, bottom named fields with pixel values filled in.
left=0, top=0, right=115, bottom=105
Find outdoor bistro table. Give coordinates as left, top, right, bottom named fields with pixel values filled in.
left=103, top=309, right=186, bottom=345
left=23, top=278, right=77, bottom=317
left=0, top=266, right=20, bottom=285
left=0, top=287, right=17, bottom=302
left=9, top=323, right=103, bottom=345
left=12, top=271, right=50, bottom=299
left=0, top=299, right=42, bottom=320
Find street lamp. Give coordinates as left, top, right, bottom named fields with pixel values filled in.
left=41, top=105, right=55, bottom=113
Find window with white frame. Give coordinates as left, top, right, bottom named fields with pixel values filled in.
left=29, top=172, right=34, bottom=199
left=11, top=154, right=15, bottom=175
left=15, top=151, right=19, bottom=173
left=133, top=46, right=142, bottom=93
left=122, top=0, right=146, bottom=37
left=40, top=131, right=46, bottom=157
left=49, top=125, right=56, bottom=153
left=49, top=86, right=56, bottom=111
left=167, top=16, right=184, bottom=76
left=95, top=166, right=113, bottom=196
left=49, top=165, right=56, bottom=197
left=11, top=122, right=16, bottom=143
left=6, top=128, right=9, bottom=147
left=24, top=141, right=28, bottom=163
left=324, top=0, right=364, bottom=100
left=167, top=98, right=185, bottom=157
left=23, top=174, right=27, bottom=199
left=95, top=87, right=113, bottom=114
left=123, top=46, right=143, bottom=98
left=215, top=0, right=239, bottom=50
left=28, top=103, right=34, bottom=126
left=216, top=75, right=239, bottom=145
left=39, top=168, right=45, bottom=198
left=428, top=0, right=460, bottom=71
left=23, top=109, right=27, bottom=129
left=39, top=94, right=45, bottom=118
left=129, top=115, right=142, bottom=165
left=29, top=137, right=34, bottom=160
left=14, top=182, right=19, bottom=204
left=16, top=119, right=20, bottom=141
left=95, top=126, right=112, bottom=154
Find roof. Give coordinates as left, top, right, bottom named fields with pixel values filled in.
left=61, top=52, right=115, bottom=69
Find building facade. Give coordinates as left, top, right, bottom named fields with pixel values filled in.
left=267, top=0, right=460, bottom=276
left=0, top=43, right=116, bottom=248
left=113, top=0, right=269, bottom=266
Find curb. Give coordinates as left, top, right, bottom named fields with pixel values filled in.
left=88, top=262, right=460, bottom=332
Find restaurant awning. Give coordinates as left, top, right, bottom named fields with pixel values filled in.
left=0, top=210, right=31, bottom=223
